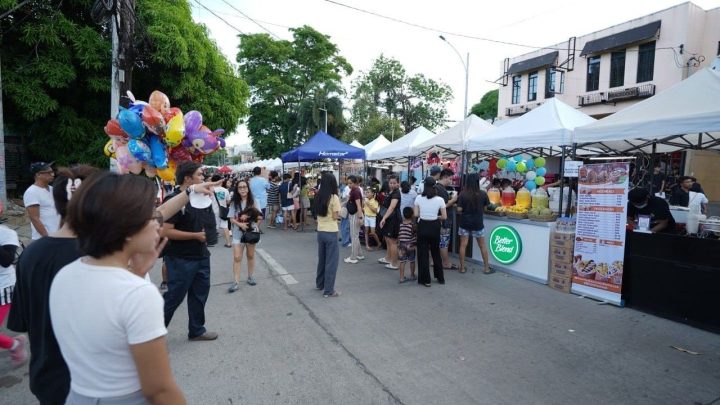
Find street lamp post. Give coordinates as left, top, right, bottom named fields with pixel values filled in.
left=439, top=35, right=469, bottom=118
left=318, top=107, right=328, bottom=133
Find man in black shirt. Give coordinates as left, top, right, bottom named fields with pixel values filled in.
left=163, top=161, right=218, bottom=341
left=651, top=165, right=665, bottom=194
left=627, top=188, right=675, bottom=233
left=437, top=169, right=458, bottom=270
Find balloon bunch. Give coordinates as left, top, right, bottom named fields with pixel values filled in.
left=496, top=155, right=547, bottom=190
left=470, top=160, right=490, bottom=173
left=103, top=90, right=226, bottom=182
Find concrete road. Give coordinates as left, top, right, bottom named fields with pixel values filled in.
left=2, top=226, right=719, bottom=404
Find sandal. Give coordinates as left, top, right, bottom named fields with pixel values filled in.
left=483, top=267, right=496, bottom=274
left=444, top=264, right=459, bottom=270
left=459, top=268, right=467, bottom=274
left=224, top=244, right=232, bottom=248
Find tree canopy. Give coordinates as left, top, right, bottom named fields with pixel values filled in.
left=348, top=55, right=452, bottom=145
left=237, top=26, right=352, bottom=159
left=0, top=0, right=249, bottom=167
left=470, top=89, right=499, bottom=121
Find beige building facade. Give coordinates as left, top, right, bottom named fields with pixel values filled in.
left=497, top=2, right=720, bottom=119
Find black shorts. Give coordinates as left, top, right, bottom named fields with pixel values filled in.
left=380, top=218, right=399, bottom=239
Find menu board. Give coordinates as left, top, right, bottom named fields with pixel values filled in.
left=571, top=163, right=629, bottom=306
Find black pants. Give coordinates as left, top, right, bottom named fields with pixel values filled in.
left=163, top=256, right=211, bottom=339
left=417, top=219, right=444, bottom=284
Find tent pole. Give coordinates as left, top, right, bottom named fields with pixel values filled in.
left=565, top=143, right=577, bottom=217
left=650, top=141, right=657, bottom=194
left=558, top=146, right=566, bottom=217
left=298, top=156, right=303, bottom=232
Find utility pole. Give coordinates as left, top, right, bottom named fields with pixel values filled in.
left=110, top=0, right=135, bottom=171
left=0, top=54, right=7, bottom=209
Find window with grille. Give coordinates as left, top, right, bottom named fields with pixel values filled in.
left=527, top=71, right=538, bottom=101
left=609, top=50, right=626, bottom=88
left=637, top=41, right=655, bottom=83
left=511, top=75, right=521, bottom=104
left=586, top=56, right=600, bottom=92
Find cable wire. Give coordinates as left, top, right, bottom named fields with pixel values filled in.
left=324, top=0, right=564, bottom=50
left=192, top=0, right=246, bottom=34
left=217, top=0, right=279, bottom=38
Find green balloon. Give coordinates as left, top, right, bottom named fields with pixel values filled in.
left=497, top=158, right=507, bottom=169
left=516, top=162, right=527, bottom=173
left=534, top=157, right=546, bottom=168
left=535, top=176, right=546, bottom=186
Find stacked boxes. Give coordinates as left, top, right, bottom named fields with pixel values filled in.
left=548, top=230, right=575, bottom=293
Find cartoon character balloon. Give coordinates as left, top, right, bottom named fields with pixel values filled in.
left=117, top=108, right=145, bottom=139
left=148, top=90, right=170, bottom=114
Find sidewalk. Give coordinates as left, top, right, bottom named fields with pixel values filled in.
left=255, top=225, right=720, bottom=404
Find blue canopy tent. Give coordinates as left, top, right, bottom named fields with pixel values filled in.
left=281, top=131, right=365, bottom=231
left=281, top=131, right=366, bottom=162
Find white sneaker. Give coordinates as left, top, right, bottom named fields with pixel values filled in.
left=344, top=257, right=359, bottom=264
left=356, top=255, right=365, bottom=260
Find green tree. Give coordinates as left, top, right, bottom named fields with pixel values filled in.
left=349, top=55, right=452, bottom=142
left=237, top=26, right=352, bottom=159
left=470, top=89, right=499, bottom=121
left=0, top=0, right=249, bottom=167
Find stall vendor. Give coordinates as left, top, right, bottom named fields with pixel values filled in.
left=627, top=188, right=676, bottom=233
left=669, top=176, right=708, bottom=213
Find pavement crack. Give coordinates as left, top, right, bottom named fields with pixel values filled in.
left=257, top=248, right=404, bottom=405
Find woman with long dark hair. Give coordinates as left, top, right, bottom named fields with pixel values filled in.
left=378, top=175, right=401, bottom=270
left=228, top=179, right=262, bottom=291
left=457, top=173, right=491, bottom=274
left=413, top=177, right=447, bottom=287
left=314, top=173, right=341, bottom=298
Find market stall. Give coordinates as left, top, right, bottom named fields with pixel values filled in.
left=572, top=59, right=720, bottom=330
left=462, top=99, right=596, bottom=283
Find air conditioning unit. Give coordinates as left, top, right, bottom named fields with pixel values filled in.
left=607, top=87, right=639, bottom=102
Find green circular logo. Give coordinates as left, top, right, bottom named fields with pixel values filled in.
left=489, top=225, right=523, bottom=264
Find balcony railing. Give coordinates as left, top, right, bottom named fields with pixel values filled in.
left=578, top=92, right=605, bottom=106
left=506, top=102, right=543, bottom=117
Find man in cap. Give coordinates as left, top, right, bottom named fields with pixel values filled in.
left=23, top=162, right=61, bottom=241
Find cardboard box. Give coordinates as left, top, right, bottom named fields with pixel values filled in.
left=551, top=231, right=575, bottom=243
left=550, top=245, right=574, bottom=263
left=548, top=274, right=572, bottom=293
left=549, top=260, right=574, bottom=277
left=550, top=237, right=575, bottom=249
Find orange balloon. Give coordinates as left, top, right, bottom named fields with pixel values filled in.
left=142, top=105, right=165, bottom=135
left=148, top=90, right=170, bottom=114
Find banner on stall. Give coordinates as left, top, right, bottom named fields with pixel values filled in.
left=571, top=163, right=629, bottom=306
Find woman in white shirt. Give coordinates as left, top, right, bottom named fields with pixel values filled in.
left=50, top=172, right=189, bottom=405
left=414, top=177, right=447, bottom=287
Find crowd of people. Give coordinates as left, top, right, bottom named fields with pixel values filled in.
left=0, top=159, right=498, bottom=403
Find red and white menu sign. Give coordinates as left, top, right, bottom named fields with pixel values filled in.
left=571, top=163, right=629, bottom=306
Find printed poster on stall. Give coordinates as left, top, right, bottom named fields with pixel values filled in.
left=571, top=163, right=629, bottom=306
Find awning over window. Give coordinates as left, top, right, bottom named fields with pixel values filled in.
left=507, top=51, right=559, bottom=75
left=580, top=21, right=661, bottom=56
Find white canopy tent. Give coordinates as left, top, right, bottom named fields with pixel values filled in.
left=363, top=135, right=392, bottom=160
left=349, top=140, right=364, bottom=148
left=574, top=60, right=720, bottom=152
left=416, top=114, right=494, bottom=153
left=369, top=126, right=436, bottom=161
left=466, top=98, right=596, bottom=152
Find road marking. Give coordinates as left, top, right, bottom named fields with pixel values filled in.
left=256, top=248, right=298, bottom=285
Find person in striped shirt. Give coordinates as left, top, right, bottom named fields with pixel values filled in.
left=266, top=171, right=281, bottom=229
left=397, top=207, right=417, bottom=283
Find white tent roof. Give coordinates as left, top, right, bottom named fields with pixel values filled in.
left=349, top=140, right=363, bottom=148
left=574, top=61, right=720, bottom=149
left=466, top=98, right=596, bottom=152
left=369, top=127, right=436, bottom=160
left=416, top=114, right=494, bottom=152
left=363, top=135, right=392, bottom=160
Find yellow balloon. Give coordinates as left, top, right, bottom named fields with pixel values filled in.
left=164, top=114, right=185, bottom=148
left=103, top=139, right=117, bottom=158
left=157, top=163, right=176, bottom=182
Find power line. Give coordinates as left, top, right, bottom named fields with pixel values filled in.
left=324, top=0, right=564, bottom=51
left=217, top=0, right=279, bottom=38
left=210, top=9, right=292, bottom=30
left=0, top=0, right=31, bottom=20
left=192, top=0, right=246, bottom=34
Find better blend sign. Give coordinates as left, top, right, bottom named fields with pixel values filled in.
left=489, top=225, right=522, bottom=264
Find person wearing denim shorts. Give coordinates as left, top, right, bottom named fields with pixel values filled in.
left=456, top=174, right=492, bottom=274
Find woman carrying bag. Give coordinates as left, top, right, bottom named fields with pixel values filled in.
left=414, top=177, right=447, bottom=287
left=228, top=179, right=262, bottom=291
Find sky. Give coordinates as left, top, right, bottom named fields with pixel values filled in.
left=189, top=0, right=720, bottom=147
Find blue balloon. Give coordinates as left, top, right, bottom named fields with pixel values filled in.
left=129, top=103, right=146, bottom=116
left=118, top=108, right=145, bottom=139
left=525, top=159, right=535, bottom=169
left=506, top=160, right=517, bottom=172
left=148, top=135, right=168, bottom=169
left=536, top=167, right=547, bottom=176
left=128, top=139, right=151, bottom=162
left=525, top=180, right=537, bottom=190
left=514, top=155, right=524, bottom=163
